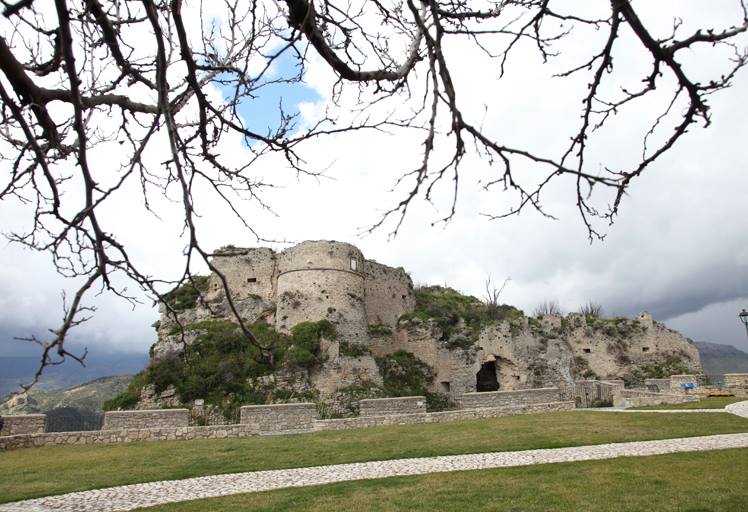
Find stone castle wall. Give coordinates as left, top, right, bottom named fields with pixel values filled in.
left=0, top=414, right=46, bottom=436
left=209, top=247, right=277, bottom=302
left=102, top=409, right=190, bottom=430
left=363, top=260, right=415, bottom=329
left=359, top=396, right=426, bottom=416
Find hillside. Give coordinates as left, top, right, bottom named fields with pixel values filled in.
left=0, top=375, right=133, bottom=415
left=0, top=353, right=148, bottom=396
left=695, top=342, right=748, bottom=377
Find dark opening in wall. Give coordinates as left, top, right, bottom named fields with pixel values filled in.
left=476, top=361, right=499, bottom=392
left=642, top=346, right=650, bottom=352
left=247, top=277, right=257, bottom=283
left=440, top=381, right=451, bottom=393
left=583, top=348, right=591, bottom=353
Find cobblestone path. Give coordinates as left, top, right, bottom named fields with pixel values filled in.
left=2, top=430, right=748, bottom=512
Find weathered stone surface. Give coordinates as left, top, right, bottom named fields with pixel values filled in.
left=0, top=424, right=257, bottom=451
left=240, top=403, right=318, bottom=433
left=102, top=409, right=189, bottom=430
left=0, top=414, right=45, bottom=436
left=724, top=373, right=748, bottom=392
left=613, top=389, right=697, bottom=408
left=315, top=401, right=574, bottom=431
left=458, top=388, right=561, bottom=409
left=644, top=378, right=672, bottom=393
left=359, top=396, right=426, bottom=417
left=669, top=374, right=705, bottom=394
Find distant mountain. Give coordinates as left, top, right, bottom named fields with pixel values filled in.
left=695, top=342, right=748, bottom=377
left=0, top=375, right=133, bottom=414
left=0, top=352, right=147, bottom=396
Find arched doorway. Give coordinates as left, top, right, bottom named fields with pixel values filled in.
left=476, top=361, right=499, bottom=391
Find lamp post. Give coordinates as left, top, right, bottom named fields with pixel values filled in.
left=740, top=309, right=748, bottom=338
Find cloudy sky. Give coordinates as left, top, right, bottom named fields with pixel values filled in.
left=1, top=1, right=747, bottom=366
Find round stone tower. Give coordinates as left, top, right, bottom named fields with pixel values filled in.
left=276, top=241, right=368, bottom=343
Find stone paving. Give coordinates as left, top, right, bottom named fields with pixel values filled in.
left=1, top=400, right=747, bottom=512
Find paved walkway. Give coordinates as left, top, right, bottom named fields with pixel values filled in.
left=2, top=401, right=747, bottom=512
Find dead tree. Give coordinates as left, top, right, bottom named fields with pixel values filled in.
left=1, top=0, right=746, bottom=386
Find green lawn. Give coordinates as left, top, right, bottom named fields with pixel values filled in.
left=143, top=448, right=748, bottom=512
left=631, top=396, right=746, bottom=410
left=2, top=411, right=748, bottom=503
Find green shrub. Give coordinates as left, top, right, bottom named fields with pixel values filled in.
left=339, top=340, right=371, bottom=358
left=108, top=319, right=335, bottom=418
left=399, top=286, right=524, bottom=346
left=425, top=392, right=454, bottom=412
left=162, top=276, right=210, bottom=311
left=625, top=356, right=690, bottom=386
left=367, top=323, right=393, bottom=337
left=103, top=372, right=148, bottom=411
left=375, top=350, right=435, bottom=397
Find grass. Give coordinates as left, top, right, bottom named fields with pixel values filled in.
left=142, top=448, right=748, bottom=511
left=630, top=396, right=747, bottom=410
left=2, top=411, right=748, bottom=503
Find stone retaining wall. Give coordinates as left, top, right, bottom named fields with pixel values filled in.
left=102, top=409, right=190, bottom=430
left=614, top=389, right=697, bottom=408
left=573, top=381, right=623, bottom=408
left=0, top=414, right=46, bottom=436
left=670, top=374, right=704, bottom=394
left=240, top=403, right=317, bottom=433
left=644, top=379, right=672, bottom=393
left=458, top=388, right=560, bottom=409
left=315, top=401, right=574, bottom=431
left=0, top=424, right=257, bottom=451
left=724, top=373, right=748, bottom=390
left=359, top=396, right=426, bottom=417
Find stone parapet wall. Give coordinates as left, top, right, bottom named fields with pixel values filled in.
left=0, top=424, right=257, bottom=451
left=359, top=396, right=426, bottom=417
left=644, top=379, right=672, bottom=393
left=614, top=389, right=697, bottom=408
left=670, top=374, right=704, bottom=394
left=240, top=403, right=317, bottom=433
left=724, top=373, right=748, bottom=390
left=458, top=388, right=560, bottom=409
left=572, top=381, right=623, bottom=408
left=315, top=401, right=574, bottom=431
left=0, top=414, right=46, bottom=436
left=102, top=409, right=189, bottom=430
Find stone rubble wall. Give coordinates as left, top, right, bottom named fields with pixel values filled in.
left=669, top=374, right=705, bottom=394
left=315, top=401, right=574, bottom=431
left=240, top=403, right=318, bottom=433
left=362, top=260, right=415, bottom=329
left=458, top=387, right=561, bottom=409
left=0, top=424, right=257, bottom=451
left=359, top=396, right=426, bottom=417
left=572, top=380, right=623, bottom=408
left=613, top=389, right=698, bottom=408
left=724, top=373, right=748, bottom=391
left=102, top=409, right=190, bottom=430
left=1, top=397, right=573, bottom=450
left=0, top=413, right=46, bottom=436
left=644, top=378, right=672, bottom=393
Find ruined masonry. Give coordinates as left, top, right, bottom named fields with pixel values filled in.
left=149, top=240, right=702, bottom=409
